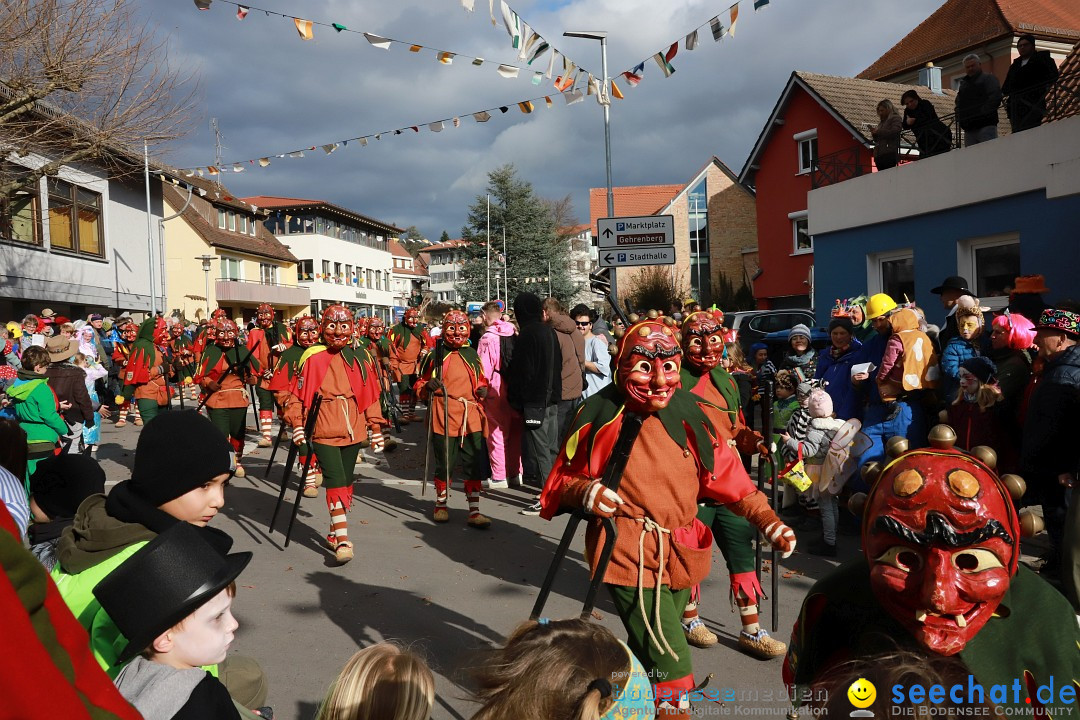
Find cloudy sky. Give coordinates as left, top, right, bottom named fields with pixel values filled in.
left=141, top=0, right=944, bottom=239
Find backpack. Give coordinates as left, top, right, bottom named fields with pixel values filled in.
left=499, top=334, right=515, bottom=374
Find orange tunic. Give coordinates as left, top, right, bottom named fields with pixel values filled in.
left=688, top=373, right=762, bottom=456
left=390, top=331, right=423, bottom=377
left=424, top=353, right=486, bottom=437
left=310, top=354, right=365, bottom=447
left=200, top=355, right=249, bottom=409
left=133, top=347, right=168, bottom=404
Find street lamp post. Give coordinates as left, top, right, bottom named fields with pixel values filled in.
left=564, top=30, right=616, bottom=300
left=197, top=255, right=215, bottom=320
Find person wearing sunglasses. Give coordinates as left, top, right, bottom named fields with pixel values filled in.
left=571, top=306, right=611, bottom=400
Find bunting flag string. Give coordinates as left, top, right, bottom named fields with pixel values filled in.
left=191, top=0, right=534, bottom=83
left=175, top=76, right=592, bottom=176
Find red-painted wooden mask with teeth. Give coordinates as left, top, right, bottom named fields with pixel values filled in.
left=404, top=308, right=420, bottom=328
left=367, top=317, right=386, bottom=341
left=680, top=311, right=724, bottom=373
left=320, top=305, right=354, bottom=350
left=293, top=316, right=319, bottom=348
left=256, top=303, right=274, bottom=329
left=213, top=318, right=238, bottom=348
left=862, top=448, right=1019, bottom=656
left=441, top=310, right=471, bottom=349
left=615, top=320, right=682, bottom=413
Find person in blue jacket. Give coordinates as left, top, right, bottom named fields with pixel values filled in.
left=814, top=317, right=863, bottom=422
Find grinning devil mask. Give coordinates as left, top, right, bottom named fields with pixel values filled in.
left=293, top=316, right=320, bottom=348
left=367, top=317, right=386, bottom=341
left=213, top=318, right=238, bottom=349
left=442, top=310, right=470, bottom=349
left=321, top=304, right=354, bottom=350
left=615, top=320, right=683, bottom=414
left=256, top=303, right=274, bottom=329
left=355, top=315, right=370, bottom=339
left=120, top=322, right=138, bottom=343
left=680, top=311, right=724, bottom=373
left=169, top=322, right=184, bottom=340
left=152, top=318, right=169, bottom=346
left=862, top=447, right=1019, bottom=656
left=404, top=308, right=420, bottom=328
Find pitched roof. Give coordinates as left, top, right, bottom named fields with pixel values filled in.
left=389, top=238, right=412, bottom=258
left=588, top=185, right=683, bottom=228
left=424, top=238, right=469, bottom=252
left=859, top=0, right=1080, bottom=80
left=240, top=195, right=405, bottom=235
left=163, top=184, right=298, bottom=263
left=1046, top=40, right=1080, bottom=122
left=739, top=71, right=958, bottom=186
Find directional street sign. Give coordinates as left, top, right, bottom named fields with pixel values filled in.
left=598, top=247, right=677, bottom=268
left=597, top=215, right=675, bottom=250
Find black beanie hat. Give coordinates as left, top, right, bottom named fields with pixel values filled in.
left=828, top=316, right=855, bottom=334
left=513, top=292, right=543, bottom=323
left=30, top=454, right=107, bottom=520
left=129, top=411, right=234, bottom=507
left=961, top=356, right=997, bottom=385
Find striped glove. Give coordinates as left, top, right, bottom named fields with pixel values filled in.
left=292, top=426, right=306, bottom=446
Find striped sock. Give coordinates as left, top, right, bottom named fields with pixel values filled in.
left=259, top=411, right=273, bottom=440
left=434, top=478, right=448, bottom=509
left=738, top=599, right=760, bottom=634
left=328, top=500, right=348, bottom=546
left=370, top=430, right=384, bottom=451
left=132, top=405, right=141, bottom=423
left=682, top=601, right=699, bottom=625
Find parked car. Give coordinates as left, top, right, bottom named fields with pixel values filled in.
left=727, top=309, right=816, bottom=354
left=761, top=327, right=830, bottom=367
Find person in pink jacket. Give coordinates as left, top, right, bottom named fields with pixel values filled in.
left=476, top=301, right=522, bottom=489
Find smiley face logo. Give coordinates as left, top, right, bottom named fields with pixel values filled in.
left=847, top=678, right=877, bottom=709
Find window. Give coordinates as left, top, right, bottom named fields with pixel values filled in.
left=345, top=265, right=353, bottom=285
left=226, top=211, right=235, bottom=231
left=259, top=263, right=277, bottom=285
left=794, top=129, right=818, bottom=174
left=297, top=259, right=313, bottom=282
left=220, top=256, right=241, bottom=280
left=790, top=211, right=812, bottom=254
left=2, top=183, right=42, bottom=246
left=366, top=269, right=373, bottom=288
left=249, top=217, right=257, bottom=236
left=217, top=209, right=226, bottom=229
left=958, top=234, right=1021, bottom=310
left=47, top=178, right=103, bottom=257
left=868, top=250, right=915, bottom=303
left=321, top=260, right=331, bottom=279
left=238, top=215, right=247, bottom=234
left=334, top=262, right=342, bottom=283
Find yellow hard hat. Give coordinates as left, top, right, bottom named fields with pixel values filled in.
left=865, top=293, right=898, bottom=320
left=6, top=322, right=21, bottom=339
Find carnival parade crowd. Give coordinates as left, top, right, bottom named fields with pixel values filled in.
left=0, top=272, right=1078, bottom=720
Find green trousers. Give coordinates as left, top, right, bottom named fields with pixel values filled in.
left=312, top=442, right=362, bottom=490
left=608, top=584, right=693, bottom=683
left=696, top=504, right=756, bottom=575
left=135, top=398, right=166, bottom=425
left=432, top=432, right=485, bottom=480
left=208, top=406, right=247, bottom=443
left=256, top=386, right=275, bottom=413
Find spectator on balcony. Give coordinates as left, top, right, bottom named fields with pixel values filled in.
left=869, top=99, right=903, bottom=170
left=900, top=90, right=951, bottom=158
left=955, top=54, right=1002, bottom=146
left=1002, top=34, right=1060, bottom=133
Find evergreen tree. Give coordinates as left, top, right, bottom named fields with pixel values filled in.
left=439, top=230, right=451, bottom=243
left=456, top=165, right=578, bottom=305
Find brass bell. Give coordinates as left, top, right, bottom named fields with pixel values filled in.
left=848, top=492, right=868, bottom=517
left=1019, top=509, right=1045, bottom=537
left=886, top=436, right=909, bottom=458
left=628, top=313, right=640, bottom=323
left=647, top=309, right=659, bottom=319
left=675, top=332, right=682, bottom=343
left=861, top=461, right=882, bottom=485
left=969, top=445, right=997, bottom=469
left=1000, top=474, right=1027, bottom=501
left=928, top=424, right=957, bottom=450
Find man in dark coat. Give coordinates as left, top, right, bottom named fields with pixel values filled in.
left=955, top=54, right=1002, bottom=146
left=1001, top=34, right=1060, bottom=133
left=1021, top=308, right=1080, bottom=610
left=506, top=292, right=561, bottom=515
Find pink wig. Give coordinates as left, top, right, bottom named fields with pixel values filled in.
left=992, top=312, right=1036, bottom=351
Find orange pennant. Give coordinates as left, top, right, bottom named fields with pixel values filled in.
left=294, top=18, right=314, bottom=40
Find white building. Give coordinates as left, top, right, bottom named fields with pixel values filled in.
left=0, top=150, right=164, bottom=319
left=245, top=195, right=401, bottom=321
left=562, top=224, right=595, bottom=308
left=424, top=238, right=469, bottom=303
left=389, top=239, right=429, bottom=315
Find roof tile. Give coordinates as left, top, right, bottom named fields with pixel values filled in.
left=588, top=185, right=683, bottom=228
left=163, top=184, right=298, bottom=263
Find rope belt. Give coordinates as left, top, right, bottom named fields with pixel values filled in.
left=217, top=387, right=249, bottom=402
left=450, top=395, right=482, bottom=446
left=329, top=395, right=356, bottom=443
left=634, top=516, right=679, bottom=661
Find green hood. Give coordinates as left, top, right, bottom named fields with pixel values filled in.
left=7, top=377, right=47, bottom=401
left=54, top=494, right=155, bottom=575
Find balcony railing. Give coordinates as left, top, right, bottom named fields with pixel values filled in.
left=215, top=277, right=310, bottom=306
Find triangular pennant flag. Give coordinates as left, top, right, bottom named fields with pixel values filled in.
left=288, top=151, right=304, bottom=158
left=364, top=33, right=392, bottom=50
left=193, top=0, right=211, bottom=9
left=653, top=43, right=677, bottom=77
left=517, top=24, right=533, bottom=60
left=332, top=23, right=347, bottom=32
left=429, top=121, right=444, bottom=132
left=472, top=57, right=484, bottom=65
left=232, top=164, right=244, bottom=172
left=207, top=166, right=219, bottom=175
left=294, top=18, right=314, bottom=40
left=410, top=126, right=419, bottom=133
left=374, top=134, right=381, bottom=140
left=564, top=90, right=584, bottom=106
left=473, top=111, right=491, bottom=122
left=461, top=0, right=475, bottom=10
left=544, top=96, right=552, bottom=108
left=394, top=130, right=402, bottom=135
left=489, top=0, right=497, bottom=26
left=196, top=169, right=204, bottom=176
left=497, top=64, right=519, bottom=78
left=322, top=144, right=338, bottom=154
left=610, top=79, right=624, bottom=99
left=730, top=4, right=740, bottom=36
left=501, top=2, right=522, bottom=48
left=438, top=51, right=454, bottom=64
left=236, top=5, right=248, bottom=20
left=197, top=188, right=206, bottom=196
left=499, top=106, right=509, bottom=113
left=545, top=48, right=557, bottom=79
left=586, top=73, right=600, bottom=96
left=685, top=29, right=698, bottom=50
left=623, top=62, right=644, bottom=87
left=710, top=16, right=725, bottom=41
left=532, top=71, right=543, bottom=85
left=410, top=45, right=422, bottom=52
left=258, top=158, right=270, bottom=167
left=452, top=117, right=461, bottom=127
left=523, top=33, right=549, bottom=64
left=754, top=0, right=769, bottom=9
left=518, top=101, right=534, bottom=114
left=359, top=138, right=368, bottom=146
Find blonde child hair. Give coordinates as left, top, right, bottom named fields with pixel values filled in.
left=316, top=643, right=434, bottom=720
left=724, top=342, right=752, bottom=373
left=469, top=618, right=630, bottom=720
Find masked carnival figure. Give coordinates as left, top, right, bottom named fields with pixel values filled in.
left=194, top=316, right=260, bottom=478
left=246, top=303, right=291, bottom=447
left=389, top=307, right=429, bottom=423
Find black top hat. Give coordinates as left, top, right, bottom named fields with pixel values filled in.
left=930, top=276, right=972, bottom=295
left=92, top=523, right=251, bottom=663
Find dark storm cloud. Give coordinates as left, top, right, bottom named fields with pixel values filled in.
left=141, top=0, right=943, bottom=238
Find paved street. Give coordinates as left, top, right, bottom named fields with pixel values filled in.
left=85, top=408, right=991, bottom=720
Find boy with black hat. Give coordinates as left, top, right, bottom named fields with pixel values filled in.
left=94, top=521, right=252, bottom=720
left=28, top=454, right=107, bottom=571
left=50, top=411, right=267, bottom=709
